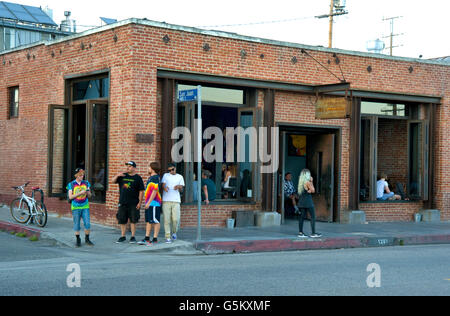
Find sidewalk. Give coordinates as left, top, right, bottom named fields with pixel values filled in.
left=0, top=205, right=197, bottom=255
left=1, top=204, right=450, bottom=255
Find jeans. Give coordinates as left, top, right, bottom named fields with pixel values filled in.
left=298, top=207, right=316, bottom=235
left=377, top=192, right=394, bottom=201
left=72, top=209, right=91, bottom=232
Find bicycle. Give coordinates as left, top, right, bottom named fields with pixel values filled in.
left=10, top=182, right=48, bottom=227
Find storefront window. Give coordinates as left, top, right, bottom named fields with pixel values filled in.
left=360, top=101, right=429, bottom=202
left=175, top=84, right=257, bottom=203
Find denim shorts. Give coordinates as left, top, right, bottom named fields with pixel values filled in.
left=377, top=192, right=395, bottom=201
left=72, top=209, right=91, bottom=231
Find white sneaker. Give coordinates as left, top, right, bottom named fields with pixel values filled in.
left=171, top=233, right=177, bottom=241
left=165, top=238, right=172, bottom=244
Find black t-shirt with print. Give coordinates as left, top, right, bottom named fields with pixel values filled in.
left=117, top=173, right=145, bottom=206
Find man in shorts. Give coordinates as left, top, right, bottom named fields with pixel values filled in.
left=113, top=161, right=145, bottom=243
left=138, top=162, right=162, bottom=246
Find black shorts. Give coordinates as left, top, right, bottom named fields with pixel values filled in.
left=145, top=206, right=161, bottom=224
left=117, top=204, right=140, bottom=224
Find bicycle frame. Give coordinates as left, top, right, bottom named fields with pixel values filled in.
left=14, top=185, right=38, bottom=225
left=18, top=195, right=37, bottom=224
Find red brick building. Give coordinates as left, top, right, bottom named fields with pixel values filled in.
left=0, top=19, right=448, bottom=227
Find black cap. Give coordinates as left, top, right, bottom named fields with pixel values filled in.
left=125, top=161, right=137, bottom=168
left=168, top=163, right=176, bottom=169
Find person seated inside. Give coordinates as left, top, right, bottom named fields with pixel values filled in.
left=201, top=170, right=216, bottom=205
left=222, top=163, right=237, bottom=199
left=284, top=172, right=299, bottom=216
left=377, top=173, right=401, bottom=201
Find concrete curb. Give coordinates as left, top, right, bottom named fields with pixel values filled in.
left=194, top=234, right=450, bottom=254
left=0, top=220, right=41, bottom=239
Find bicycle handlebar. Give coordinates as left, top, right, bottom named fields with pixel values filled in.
left=11, top=182, right=30, bottom=190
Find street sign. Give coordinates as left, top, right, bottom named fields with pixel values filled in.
left=178, top=89, right=198, bottom=102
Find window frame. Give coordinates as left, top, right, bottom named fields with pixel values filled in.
left=8, top=86, right=19, bottom=119
left=359, top=100, right=431, bottom=202
left=174, top=82, right=259, bottom=204
left=47, top=72, right=110, bottom=202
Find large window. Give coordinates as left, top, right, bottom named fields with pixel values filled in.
left=360, top=101, right=430, bottom=202
left=175, top=84, right=258, bottom=204
left=8, top=86, right=19, bottom=119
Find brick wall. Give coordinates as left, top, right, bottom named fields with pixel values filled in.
left=361, top=202, right=423, bottom=222
left=0, top=21, right=449, bottom=226
left=377, top=118, right=408, bottom=186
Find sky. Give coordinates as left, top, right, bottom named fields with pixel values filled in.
left=16, top=0, right=450, bottom=59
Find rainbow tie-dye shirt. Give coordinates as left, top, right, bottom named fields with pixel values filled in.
left=144, top=175, right=162, bottom=207
left=67, top=180, right=91, bottom=210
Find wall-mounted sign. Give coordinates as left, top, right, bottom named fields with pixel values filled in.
left=136, top=133, right=154, bottom=144
left=315, top=96, right=351, bottom=119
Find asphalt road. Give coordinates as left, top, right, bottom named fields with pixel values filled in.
left=0, top=231, right=449, bottom=296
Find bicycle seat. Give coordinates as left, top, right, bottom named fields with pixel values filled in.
left=32, top=187, right=40, bottom=190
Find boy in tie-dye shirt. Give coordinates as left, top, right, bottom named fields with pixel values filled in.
left=67, top=168, right=93, bottom=247
left=138, top=162, right=162, bottom=246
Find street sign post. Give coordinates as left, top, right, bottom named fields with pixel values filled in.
left=178, top=87, right=202, bottom=241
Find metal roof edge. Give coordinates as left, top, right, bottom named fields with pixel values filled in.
left=1, top=17, right=449, bottom=67
left=132, top=18, right=450, bottom=67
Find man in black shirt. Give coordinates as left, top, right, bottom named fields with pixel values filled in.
left=113, top=161, right=145, bottom=243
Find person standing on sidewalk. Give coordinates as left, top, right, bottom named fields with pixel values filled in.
left=138, top=162, right=162, bottom=246
left=297, top=169, right=322, bottom=238
left=67, top=168, right=93, bottom=247
left=161, top=163, right=185, bottom=243
left=113, top=161, right=145, bottom=244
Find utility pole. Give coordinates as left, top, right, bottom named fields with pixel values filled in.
left=382, top=16, right=403, bottom=56
left=316, top=0, right=348, bottom=48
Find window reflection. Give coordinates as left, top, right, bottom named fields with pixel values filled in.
left=73, top=78, right=109, bottom=101
left=361, top=102, right=406, bottom=116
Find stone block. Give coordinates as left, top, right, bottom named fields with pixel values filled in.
left=419, top=209, right=441, bottom=222
left=348, top=210, right=366, bottom=224
left=232, top=210, right=255, bottom=227
left=255, top=211, right=281, bottom=227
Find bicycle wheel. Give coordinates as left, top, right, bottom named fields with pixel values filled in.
left=34, top=201, right=48, bottom=227
left=10, top=198, right=31, bottom=224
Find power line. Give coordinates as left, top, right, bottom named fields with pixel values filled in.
left=197, top=15, right=316, bottom=29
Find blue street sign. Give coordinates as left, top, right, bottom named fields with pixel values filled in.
left=178, top=89, right=198, bottom=102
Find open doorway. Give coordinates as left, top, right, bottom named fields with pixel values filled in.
left=277, top=126, right=340, bottom=224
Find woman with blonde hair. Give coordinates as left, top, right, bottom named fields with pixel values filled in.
left=297, top=169, right=321, bottom=238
